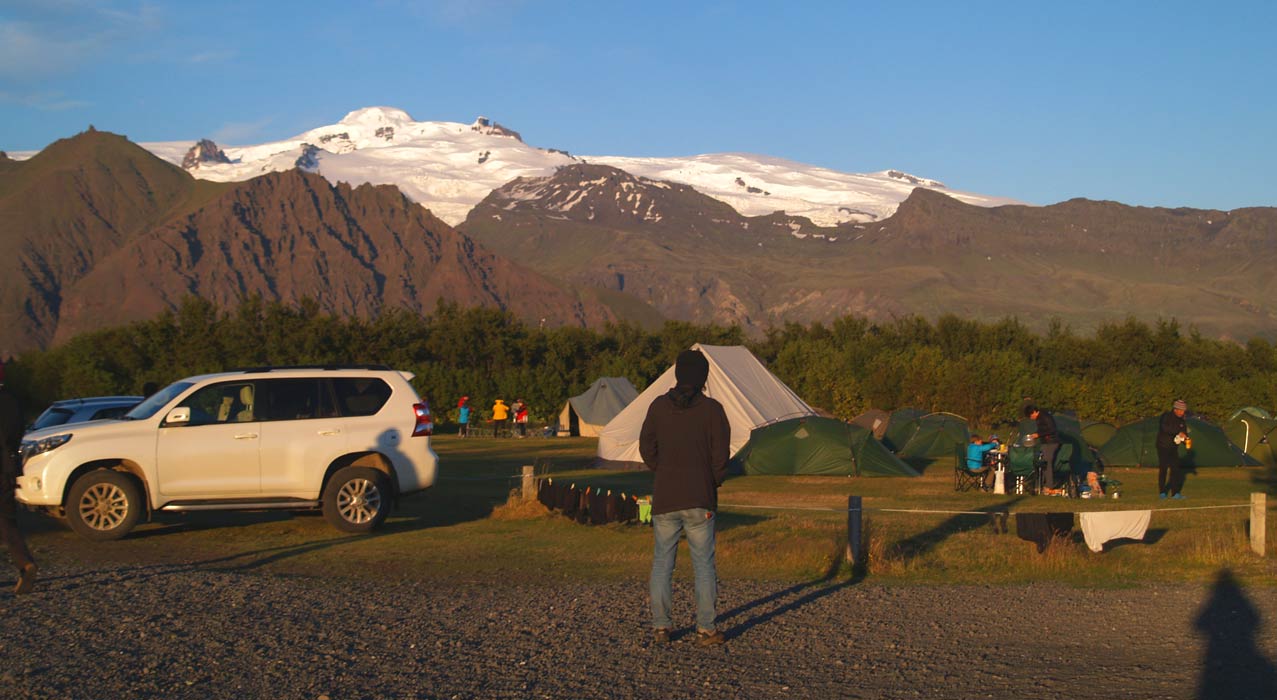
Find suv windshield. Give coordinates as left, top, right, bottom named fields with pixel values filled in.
left=124, top=382, right=195, bottom=420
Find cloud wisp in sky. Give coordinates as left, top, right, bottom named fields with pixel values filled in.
left=0, top=0, right=162, bottom=81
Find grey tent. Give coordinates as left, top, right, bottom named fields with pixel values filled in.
left=558, top=377, right=639, bottom=437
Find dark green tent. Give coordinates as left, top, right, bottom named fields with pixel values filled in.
left=896, top=412, right=970, bottom=460
left=1080, top=420, right=1117, bottom=450
left=881, top=408, right=926, bottom=452
left=1229, top=407, right=1273, bottom=421
left=737, top=416, right=919, bottom=477
left=1223, top=413, right=1277, bottom=468
left=1098, top=416, right=1258, bottom=467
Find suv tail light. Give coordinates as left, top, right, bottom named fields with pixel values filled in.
left=412, top=402, right=433, bottom=437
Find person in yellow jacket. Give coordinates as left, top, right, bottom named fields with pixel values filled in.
left=492, top=398, right=509, bottom=437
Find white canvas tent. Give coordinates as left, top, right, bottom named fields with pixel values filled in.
left=597, top=344, right=816, bottom=462
left=558, top=377, right=639, bottom=437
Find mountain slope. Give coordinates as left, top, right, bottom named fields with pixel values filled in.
left=53, top=169, right=618, bottom=343
left=0, top=129, right=223, bottom=354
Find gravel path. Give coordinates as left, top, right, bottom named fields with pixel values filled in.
left=3, top=552, right=1275, bottom=700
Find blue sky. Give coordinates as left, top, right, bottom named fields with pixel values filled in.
left=2, top=0, right=1273, bottom=209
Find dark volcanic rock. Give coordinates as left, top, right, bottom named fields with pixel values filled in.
left=181, top=139, right=231, bottom=169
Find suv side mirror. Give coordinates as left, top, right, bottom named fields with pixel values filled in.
left=164, top=407, right=191, bottom=425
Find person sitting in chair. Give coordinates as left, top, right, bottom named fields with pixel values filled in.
left=1025, top=404, right=1062, bottom=495
left=966, top=434, right=999, bottom=490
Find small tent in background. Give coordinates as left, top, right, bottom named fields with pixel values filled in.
left=1099, top=416, right=1258, bottom=467
left=1080, top=420, right=1118, bottom=451
left=736, top=416, right=920, bottom=477
left=881, top=408, right=927, bottom=452
left=1223, top=411, right=1277, bottom=468
left=850, top=409, right=891, bottom=440
left=1229, top=407, right=1273, bottom=421
left=557, top=377, right=639, bottom=437
left=597, top=344, right=816, bottom=463
left=896, top=412, right=970, bottom=460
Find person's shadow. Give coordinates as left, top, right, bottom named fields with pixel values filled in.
left=1194, top=568, right=1277, bottom=699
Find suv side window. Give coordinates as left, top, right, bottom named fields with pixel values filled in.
left=332, top=378, right=392, bottom=417
left=91, top=406, right=133, bottom=421
left=259, top=378, right=337, bottom=421
left=175, top=381, right=258, bottom=426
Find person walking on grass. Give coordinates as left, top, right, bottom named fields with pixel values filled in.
left=0, top=369, right=37, bottom=594
left=640, top=349, right=730, bottom=647
left=1158, top=399, right=1191, bottom=499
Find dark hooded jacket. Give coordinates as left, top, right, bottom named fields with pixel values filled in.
left=639, top=389, right=730, bottom=515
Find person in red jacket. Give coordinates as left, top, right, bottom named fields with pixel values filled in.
left=640, top=349, right=730, bottom=646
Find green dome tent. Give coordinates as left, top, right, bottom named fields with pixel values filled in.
left=1223, top=413, right=1277, bottom=468
left=1098, top=416, right=1258, bottom=467
left=896, top=412, right=970, bottom=460
left=881, top=408, right=926, bottom=452
left=1080, top=420, right=1118, bottom=450
left=736, top=417, right=920, bottom=477
left=850, top=408, right=891, bottom=440
left=1229, top=407, right=1273, bottom=421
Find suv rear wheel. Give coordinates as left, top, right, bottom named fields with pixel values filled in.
left=66, top=469, right=143, bottom=540
left=322, top=466, right=391, bottom=533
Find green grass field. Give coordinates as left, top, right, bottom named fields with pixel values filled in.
left=31, top=435, right=1276, bottom=587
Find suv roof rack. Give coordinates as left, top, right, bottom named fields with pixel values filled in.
left=232, top=364, right=393, bottom=373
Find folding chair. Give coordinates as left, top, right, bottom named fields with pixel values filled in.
left=954, top=444, right=992, bottom=492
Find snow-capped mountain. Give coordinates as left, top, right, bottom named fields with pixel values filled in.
left=130, top=106, right=1017, bottom=226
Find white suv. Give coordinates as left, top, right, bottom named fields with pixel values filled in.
left=16, top=366, right=437, bottom=540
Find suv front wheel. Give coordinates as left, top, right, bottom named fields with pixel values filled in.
left=322, top=467, right=391, bottom=533
left=66, top=469, right=143, bottom=540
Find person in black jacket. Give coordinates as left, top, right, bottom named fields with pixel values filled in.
left=640, top=349, right=730, bottom=647
left=0, top=373, right=37, bottom=594
left=1157, top=399, right=1190, bottom=499
left=1025, top=405, right=1062, bottom=495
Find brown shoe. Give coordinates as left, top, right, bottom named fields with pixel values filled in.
left=14, top=563, right=37, bottom=595
left=652, top=628, right=670, bottom=645
left=695, top=629, right=725, bottom=647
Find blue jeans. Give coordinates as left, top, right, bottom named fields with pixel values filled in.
left=650, top=507, right=718, bottom=632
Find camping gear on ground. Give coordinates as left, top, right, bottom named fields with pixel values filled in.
left=637, top=497, right=652, bottom=524
left=557, top=377, right=639, bottom=437
left=597, top=344, right=816, bottom=463
left=1099, top=416, right=1258, bottom=467
left=735, top=416, right=919, bottom=477
left=993, top=449, right=1007, bottom=494
left=1079, top=510, right=1151, bottom=552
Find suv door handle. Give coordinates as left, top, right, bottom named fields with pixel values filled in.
left=234, top=432, right=259, bottom=440
left=318, top=429, right=341, bottom=436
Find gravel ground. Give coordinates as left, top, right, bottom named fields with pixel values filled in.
left=2, top=551, right=1275, bottom=700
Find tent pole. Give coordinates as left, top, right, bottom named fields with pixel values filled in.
left=846, top=495, right=863, bottom=566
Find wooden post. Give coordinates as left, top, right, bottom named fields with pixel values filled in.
left=522, top=465, right=536, bottom=502
left=1252, top=492, right=1267, bottom=557
left=846, top=495, right=863, bottom=565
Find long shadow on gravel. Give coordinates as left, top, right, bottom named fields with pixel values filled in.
left=719, top=537, right=865, bottom=641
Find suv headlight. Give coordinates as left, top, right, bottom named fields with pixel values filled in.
left=20, top=433, right=72, bottom=460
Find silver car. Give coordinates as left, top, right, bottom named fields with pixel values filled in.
left=28, top=396, right=144, bottom=432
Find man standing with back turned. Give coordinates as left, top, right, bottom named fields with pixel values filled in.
left=640, top=349, right=730, bottom=647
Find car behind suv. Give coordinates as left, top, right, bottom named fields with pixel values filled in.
left=28, top=396, right=144, bottom=432
left=17, top=366, right=436, bottom=540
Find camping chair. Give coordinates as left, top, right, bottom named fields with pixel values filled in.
left=954, top=444, right=992, bottom=492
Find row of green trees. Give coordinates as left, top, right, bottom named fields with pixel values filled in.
left=8, top=297, right=1276, bottom=429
